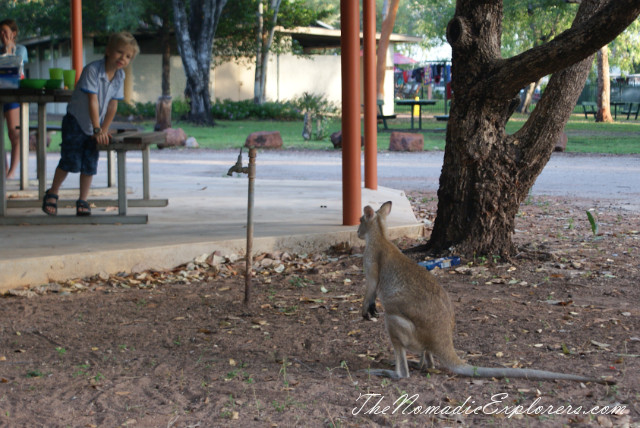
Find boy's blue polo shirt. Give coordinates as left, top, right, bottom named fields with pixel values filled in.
left=66, top=58, right=125, bottom=136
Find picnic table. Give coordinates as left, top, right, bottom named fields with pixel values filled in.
left=395, top=99, right=437, bottom=129
left=581, top=100, right=639, bottom=120
left=0, top=88, right=72, bottom=197
left=0, top=87, right=167, bottom=224
left=610, top=101, right=626, bottom=120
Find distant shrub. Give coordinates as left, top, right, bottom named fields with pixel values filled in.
left=293, top=93, right=339, bottom=140
left=211, top=99, right=302, bottom=121
left=171, top=99, right=191, bottom=120
left=116, top=98, right=303, bottom=121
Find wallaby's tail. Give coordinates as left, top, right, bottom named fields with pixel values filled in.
left=449, top=364, right=615, bottom=385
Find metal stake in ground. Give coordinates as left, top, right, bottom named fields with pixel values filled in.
left=245, top=148, right=256, bottom=305
left=226, top=147, right=257, bottom=305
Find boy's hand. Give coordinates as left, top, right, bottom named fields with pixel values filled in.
left=93, top=129, right=111, bottom=145
left=5, top=43, right=16, bottom=55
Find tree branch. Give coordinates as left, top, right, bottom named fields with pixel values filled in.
left=492, top=0, right=640, bottom=95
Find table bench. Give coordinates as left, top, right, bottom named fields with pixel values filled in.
left=621, top=102, right=639, bottom=120
left=377, top=100, right=397, bottom=130
left=2, top=131, right=167, bottom=225
left=581, top=101, right=597, bottom=119
left=96, top=131, right=168, bottom=221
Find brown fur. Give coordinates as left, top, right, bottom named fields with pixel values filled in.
left=358, top=201, right=614, bottom=384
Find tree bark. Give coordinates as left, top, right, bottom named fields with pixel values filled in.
left=425, top=0, right=640, bottom=258
left=596, top=46, right=613, bottom=122
left=172, top=0, right=228, bottom=124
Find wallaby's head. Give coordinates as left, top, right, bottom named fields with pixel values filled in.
left=357, top=201, right=392, bottom=240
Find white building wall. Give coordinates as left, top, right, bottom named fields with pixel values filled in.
left=23, top=38, right=397, bottom=115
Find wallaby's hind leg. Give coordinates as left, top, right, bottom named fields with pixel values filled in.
left=385, top=314, right=416, bottom=378
left=364, top=346, right=409, bottom=379
left=393, top=345, right=410, bottom=378
left=365, top=314, right=414, bottom=379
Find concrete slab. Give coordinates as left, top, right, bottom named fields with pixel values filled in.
left=0, top=152, right=422, bottom=291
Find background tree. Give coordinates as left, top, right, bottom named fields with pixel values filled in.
left=502, top=0, right=575, bottom=113
left=254, top=0, right=282, bottom=104
left=609, top=20, right=640, bottom=74
left=139, top=0, right=176, bottom=130
left=375, top=0, right=399, bottom=100
left=215, top=0, right=330, bottom=104
left=596, top=46, right=613, bottom=122
left=172, top=0, right=228, bottom=124
left=423, top=0, right=640, bottom=258
left=1, top=0, right=143, bottom=38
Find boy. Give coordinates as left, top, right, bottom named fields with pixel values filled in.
left=42, top=32, right=139, bottom=216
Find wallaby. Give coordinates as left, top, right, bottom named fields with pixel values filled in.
left=357, top=201, right=615, bottom=384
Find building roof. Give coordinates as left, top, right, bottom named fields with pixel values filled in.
left=276, top=26, right=421, bottom=51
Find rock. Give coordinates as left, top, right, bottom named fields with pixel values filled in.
left=194, top=253, right=208, bottom=264
left=207, top=254, right=226, bottom=266
left=554, top=131, right=568, bottom=152
left=389, top=132, right=424, bottom=152
left=329, top=131, right=364, bottom=149
left=245, top=131, right=283, bottom=149
left=158, top=128, right=187, bottom=149
left=185, top=137, right=199, bottom=148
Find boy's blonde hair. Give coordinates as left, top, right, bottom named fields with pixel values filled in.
left=106, top=31, right=140, bottom=58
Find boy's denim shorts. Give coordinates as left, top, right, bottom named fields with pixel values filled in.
left=57, top=114, right=99, bottom=176
left=3, top=102, right=20, bottom=112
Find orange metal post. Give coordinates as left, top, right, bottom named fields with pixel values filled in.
left=363, top=0, right=377, bottom=190
left=340, top=0, right=362, bottom=225
left=71, top=0, right=83, bottom=82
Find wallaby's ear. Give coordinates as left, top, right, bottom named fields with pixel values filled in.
left=377, top=201, right=392, bottom=218
left=363, top=205, right=375, bottom=220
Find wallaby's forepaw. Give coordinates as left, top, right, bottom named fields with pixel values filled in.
left=362, top=302, right=379, bottom=320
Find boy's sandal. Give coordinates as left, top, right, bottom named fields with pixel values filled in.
left=76, top=199, right=91, bottom=217
left=42, top=189, right=58, bottom=216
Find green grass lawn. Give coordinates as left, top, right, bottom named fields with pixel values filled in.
left=5, top=111, right=640, bottom=154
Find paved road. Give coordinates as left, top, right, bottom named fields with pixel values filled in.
left=42, top=150, right=640, bottom=210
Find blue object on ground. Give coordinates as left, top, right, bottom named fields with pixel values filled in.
left=418, top=256, right=461, bottom=271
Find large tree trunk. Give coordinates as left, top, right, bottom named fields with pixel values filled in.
left=172, top=0, right=227, bottom=124
left=596, top=46, right=613, bottom=122
left=424, top=0, right=640, bottom=258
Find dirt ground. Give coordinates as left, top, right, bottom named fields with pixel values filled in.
left=1, top=192, right=639, bottom=428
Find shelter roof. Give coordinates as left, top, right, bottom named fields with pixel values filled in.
left=276, top=26, right=421, bottom=51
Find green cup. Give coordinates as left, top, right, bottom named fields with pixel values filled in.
left=49, top=68, right=63, bottom=80
left=63, top=69, right=76, bottom=90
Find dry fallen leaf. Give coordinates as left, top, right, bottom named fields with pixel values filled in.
left=591, top=340, right=611, bottom=350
